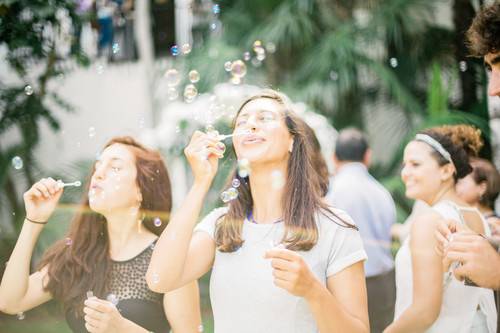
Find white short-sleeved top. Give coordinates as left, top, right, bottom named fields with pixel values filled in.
left=194, top=206, right=367, bottom=333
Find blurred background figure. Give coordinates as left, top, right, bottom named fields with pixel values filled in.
left=456, top=158, right=500, bottom=238
left=326, top=128, right=396, bottom=333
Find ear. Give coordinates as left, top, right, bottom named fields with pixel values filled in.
left=440, top=163, right=456, bottom=182
left=363, top=149, right=372, bottom=168
left=288, top=138, right=294, bottom=153
left=478, top=181, right=488, bottom=198
left=137, top=190, right=143, bottom=204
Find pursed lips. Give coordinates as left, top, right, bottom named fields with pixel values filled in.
left=242, top=134, right=266, bottom=145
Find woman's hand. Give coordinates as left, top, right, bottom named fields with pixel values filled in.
left=83, top=297, right=128, bottom=333
left=184, top=130, right=225, bottom=187
left=264, top=248, right=319, bottom=300
left=23, top=177, right=63, bottom=223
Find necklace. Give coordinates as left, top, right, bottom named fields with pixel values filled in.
left=247, top=211, right=284, bottom=224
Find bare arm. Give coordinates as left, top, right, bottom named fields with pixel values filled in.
left=147, top=131, right=223, bottom=292
left=164, top=280, right=202, bottom=333
left=266, top=249, right=368, bottom=333
left=384, top=212, right=443, bottom=333
left=0, top=178, right=63, bottom=314
left=308, top=261, right=369, bottom=333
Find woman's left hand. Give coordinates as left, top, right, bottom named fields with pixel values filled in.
left=83, top=297, right=127, bottom=333
left=264, top=248, right=319, bottom=299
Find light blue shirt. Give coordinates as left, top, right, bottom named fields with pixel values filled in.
left=326, top=163, right=395, bottom=277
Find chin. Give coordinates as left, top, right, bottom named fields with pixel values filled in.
left=404, top=188, right=420, bottom=201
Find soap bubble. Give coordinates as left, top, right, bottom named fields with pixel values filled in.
left=243, top=52, right=251, bottom=61
left=154, top=217, right=162, bottom=227
left=88, top=127, right=96, bottom=138
left=24, top=85, right=34, bottom=96
left=164, top=69, right=181, bottom=87
left=17, top=312, right=25, bottom=320
left=65, top=237, right=73, bottom=246
left=459, top=61, right=467, bottom=72
left=212, top=4, right=220, bottom=14
left=112, top=42, right=120, bottom=54
left=12, top=156, right=23, bottom=170
left=167, top=87, right=179, bottom=100
left=170, top=45, right=179, bottom=56
left=188, top=70, right=200, bottom=83
left=181, top=43, right=192, bottom=55
left=232, top=179, right=241, bottom=188
left=237, top=159, right=251, bottom=178
left=389, top=57, right=398, bottom=68
left=224, top=61, right=232, bottom=72
left=183, top=84, right=198, bottom=102
left=231, top=60, right=247, bottom=78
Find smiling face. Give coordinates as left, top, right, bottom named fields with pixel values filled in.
left=232, top=97, right=294, bottom=165
left=401, top=141, right=454, bottom=203
left=88, top=143, right=142, bottom=215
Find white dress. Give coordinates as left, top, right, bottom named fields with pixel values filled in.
left=394, top=201, right=497, bottom=333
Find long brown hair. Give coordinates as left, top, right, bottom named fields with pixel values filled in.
left=215, top=90, right=356, bottom=252
left=37, top=136, right=172, bottom=316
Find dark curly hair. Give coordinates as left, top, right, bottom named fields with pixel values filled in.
left=418, top=125, right=483, bottom=182
left=466, top=2, right=500, bottom=57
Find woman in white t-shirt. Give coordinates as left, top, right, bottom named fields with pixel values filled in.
left=385, top=125, right=497, bottom=333
left=147, top=89, right=369, bottom=333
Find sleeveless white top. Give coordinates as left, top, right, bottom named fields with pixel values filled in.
left=394, top=200, right=497, bottom=333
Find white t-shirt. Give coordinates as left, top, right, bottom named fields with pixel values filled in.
left=194, top=206, right=367, bottom=333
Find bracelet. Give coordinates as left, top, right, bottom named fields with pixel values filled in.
left=25, top=217, right=48, bottom=225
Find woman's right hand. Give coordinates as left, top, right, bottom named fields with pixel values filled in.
left=23, top=177, right=64, bottom=223
left=184, top=130, right=225, bottom=187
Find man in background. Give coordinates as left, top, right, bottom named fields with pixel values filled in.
left=326, top=128, right=396, bottom=333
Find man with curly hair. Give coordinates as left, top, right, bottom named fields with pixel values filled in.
left=436, top=3, right=500, bottom=330
left=466, top=1, right=500, bottom=97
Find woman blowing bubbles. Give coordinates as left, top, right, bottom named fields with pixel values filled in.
left=147, top=90, right=369, bottom=333
left=0, top=137, right=201, bottom=333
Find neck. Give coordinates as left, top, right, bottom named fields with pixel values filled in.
left=248, top=162, right=287, bottom=224
left=334, top=160, right=366, bottom=174
left=477, top=204, right=493, bottom=215
left=426, top=182, right=459, bottom=206
left=104, top=208, right=144, bottom=252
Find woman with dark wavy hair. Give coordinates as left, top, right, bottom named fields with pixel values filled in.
left=0, top=137, right=201, bottom=333
left=147, top=89, right=369, bottom=333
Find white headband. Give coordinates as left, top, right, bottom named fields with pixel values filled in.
left=415, top=134, right=453, bottom=165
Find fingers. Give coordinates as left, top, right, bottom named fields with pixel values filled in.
left=452, top=263, right=468, bottom=282
left=446, top=240, right=476, bottom=254
left=26, top=178, right=63, bottom=199
left=270, top=258, right=293, bottom=271
left=434, top=230, right=448, bottom=256
left=272, top=268, right=295, bottom=281
left=84, top=305, right=105, bottom=320
left=84, top=298, right=113, bottom=313
left=446, top=250, right=471, bottom=263
left=273, top=278, right=292, bottom=291
left=84, top=314, right=102, bottom=328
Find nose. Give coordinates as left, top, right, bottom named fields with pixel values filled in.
left=400, top=165, right=409, bottom=182
left=487, top=69, right=500, bottom=97
left=245, top=115, right=258, bottom=132
left=93, top=163, right=106, bottom=180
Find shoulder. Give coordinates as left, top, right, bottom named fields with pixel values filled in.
left=410, top=210, right=442, bottom=244
left=202, top=207, right=229, bottom=223
left=194, top=207, right=229, bottom=237
left=316, top=206, right=359, bottom=238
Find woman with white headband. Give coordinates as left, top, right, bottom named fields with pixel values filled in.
left=384, top=125, right=497, bottom=333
